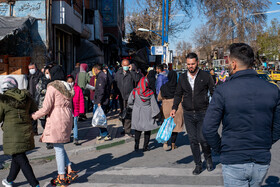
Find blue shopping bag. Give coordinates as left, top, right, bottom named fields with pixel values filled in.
left=156, top=117, right=176, bottom=143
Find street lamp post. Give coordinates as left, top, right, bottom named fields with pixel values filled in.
left=138, top=0, right=169, bottom=64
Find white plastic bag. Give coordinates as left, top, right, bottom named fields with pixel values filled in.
left=92, top=106, right=107, bottom=128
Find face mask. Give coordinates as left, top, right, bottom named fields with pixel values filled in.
left=123, top=66, right=129, bottom=71
left=45, top=74, right=50, bottom=79
left=29, top=69, right=36, bottom=75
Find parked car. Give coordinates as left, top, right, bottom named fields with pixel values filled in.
left=269, top=71, right=280, bottom=82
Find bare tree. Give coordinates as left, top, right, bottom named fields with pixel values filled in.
left=195, top=0, right=270, bottom=43
left=192, top=24, right=215, bottom=63
left=176, top=41, right=192, bottom=68
left=126, top=0, right=193, bottom=45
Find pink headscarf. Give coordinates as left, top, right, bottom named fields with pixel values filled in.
left=80, top=63, right=88, bottom=73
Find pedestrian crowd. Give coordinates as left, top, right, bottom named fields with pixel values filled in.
left=0, top=43, right=279, bottom=187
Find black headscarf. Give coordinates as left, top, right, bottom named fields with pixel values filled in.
left=160, top=70, right=177, bottom=99
left=147, top=70, right=156, bottom=94
left=49, top=64, right=65, bottom=81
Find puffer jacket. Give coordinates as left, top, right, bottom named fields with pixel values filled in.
left=73, top=84, right=84, bottom=117
left=32, top=80, right=75, bottom=143
left=0, top=88, right=37, bottom=155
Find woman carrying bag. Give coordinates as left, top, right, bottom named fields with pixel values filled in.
left=128, top=77, right=160, bottom=152
left=158, top=70, right=184, bottom=150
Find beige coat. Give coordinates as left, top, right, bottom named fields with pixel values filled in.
left=158, top=91, right=184, bottom=132
left=32, top=80, right=75, bottom=143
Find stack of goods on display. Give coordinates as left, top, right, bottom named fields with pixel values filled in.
left=0, top=56, right=30, bottom=75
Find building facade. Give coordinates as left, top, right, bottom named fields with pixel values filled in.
left=0, top=0, right=125, bottom=73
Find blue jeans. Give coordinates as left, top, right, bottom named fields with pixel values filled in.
left=93, top=104, right=108, bottom=137
left=73, top=116, right=78, bottom=140
left=53, top=143, right=71, bottom=175
left=222, top=163, right=269, bottom=187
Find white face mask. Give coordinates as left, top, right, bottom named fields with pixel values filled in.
left=45, top=74, right=50, bottom=79
left=29, top=69, right=36, bottom=75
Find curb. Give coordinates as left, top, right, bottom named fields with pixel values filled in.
left=1, top=128, right=160, bottom=170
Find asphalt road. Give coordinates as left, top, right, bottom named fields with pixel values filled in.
left=0, top=132, right=279, bottom=187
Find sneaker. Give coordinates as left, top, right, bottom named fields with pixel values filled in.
left=50, top=175, right=67, bottom=186
left=97, top=136, right=103, bottom=140
left=66, top=171, right=79, bottom=184
left=73, top=139, right=81, bottom=146
left=104, top=135, right=111, bottom=141
left=2, top=179, right=13, bottom=187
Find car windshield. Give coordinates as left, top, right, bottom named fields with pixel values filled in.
left=258, top=74, right=272, bottom=81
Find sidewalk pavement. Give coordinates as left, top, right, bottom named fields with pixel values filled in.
left=0, top=110, right=149, bottom=167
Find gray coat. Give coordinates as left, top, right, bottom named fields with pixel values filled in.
left=128, top=91, right=160, bottom=131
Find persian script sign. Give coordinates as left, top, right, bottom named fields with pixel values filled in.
left=18, top=2, right=41, bottom=12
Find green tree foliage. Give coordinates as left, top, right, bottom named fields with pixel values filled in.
left=257, top=18, right=280, bottom=61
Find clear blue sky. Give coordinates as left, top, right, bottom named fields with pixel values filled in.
left=125, top=0, right=280, bottom=51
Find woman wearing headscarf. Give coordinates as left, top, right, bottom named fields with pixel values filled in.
left=128, top=77, right=160, bottom=152
left=146, top=69, right=156, bottom=94
left=32, top=72, right=78, bottom=186
left=35, top=65, right=53, bottom=149
left=76, top=63, right=90, bottom=115
left=158, top=70, right=184, bottom=150
left=0, top=77, right=40, bottom=187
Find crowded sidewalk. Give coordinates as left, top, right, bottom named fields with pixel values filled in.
left=0, top=110, right=136, bottom=167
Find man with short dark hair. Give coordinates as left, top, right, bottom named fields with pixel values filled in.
left=203, top=43, right=280, bottom=187
left=156, top=64, right=168, bottom=95
left=170, top=52, right=214, bottom=175
left=163, top=63, right=169, bottom=75
left=115, top=59, right=142, bottom=136
left=92, top=64, right=111, bottom=141
left=28, top=62, right=43, bottom=135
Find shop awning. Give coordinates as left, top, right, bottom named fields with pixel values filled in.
left=76, top=39, right=104, bottom=66
left=0, top=16, right=35, bottom=41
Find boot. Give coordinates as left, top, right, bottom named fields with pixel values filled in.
left=163, top=142, right=168, bottom=150
left=171, top=143, right=177, bottom=150
left=134, top=143, right=139, bottom=152
left=206, top=157, right=214, bottom=171
left=143, top=146, right=150, bottom=152
left=192, top=164, right=203, bottom=175
left=134, top=137, right=140, bottom=152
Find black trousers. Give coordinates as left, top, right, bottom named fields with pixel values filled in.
left=40, top=119, right=46, bottom=129
left=171, top=132, right=178, bottom=144
left=7, top=153, right=39, bottom=187
left=122, top=100, right=131, bottom=134
left=135, top=130, right=151, bottom=148
left=32, top=120, right=38, bottom=134
left=183, top=111, right=212, bottom=165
